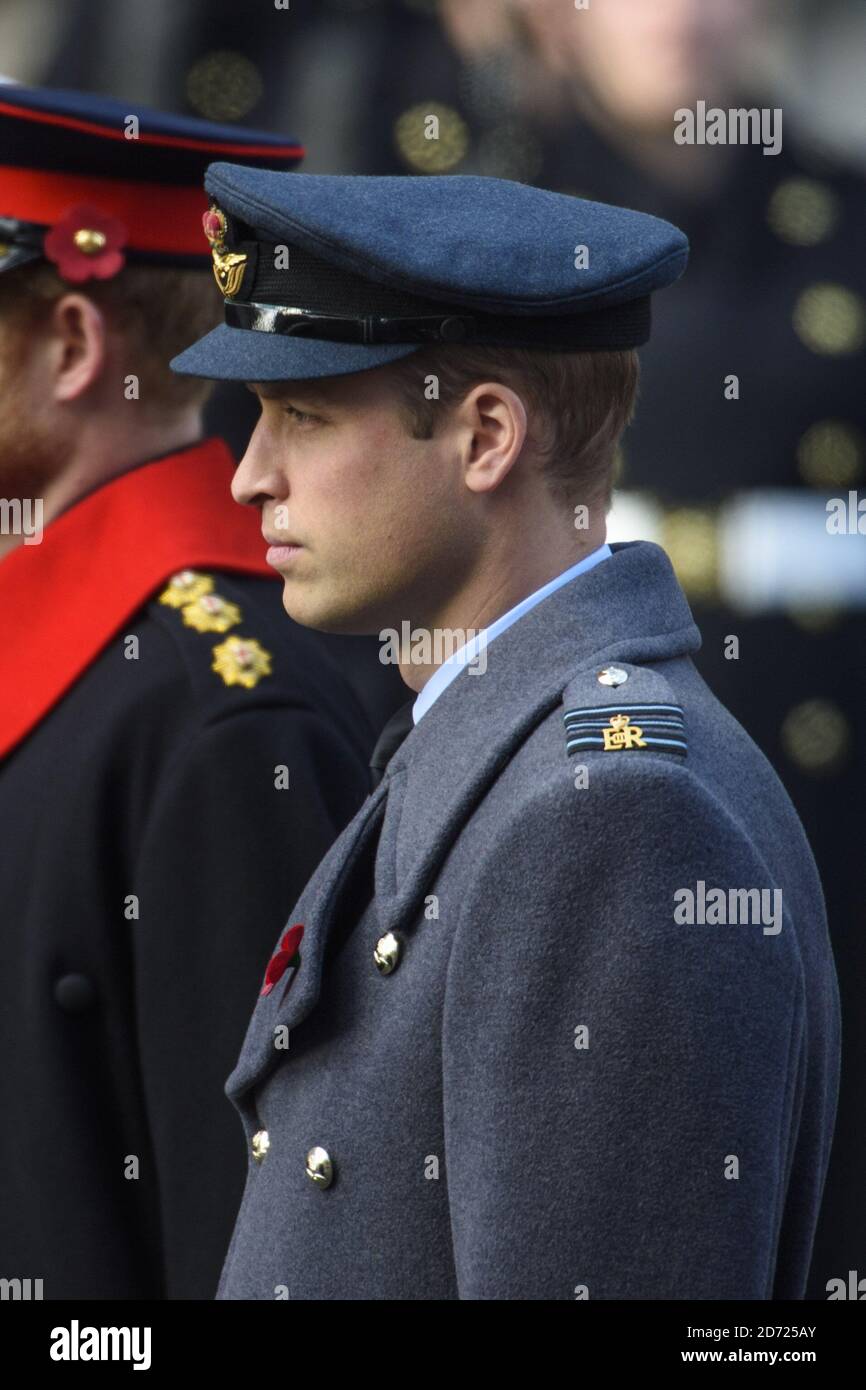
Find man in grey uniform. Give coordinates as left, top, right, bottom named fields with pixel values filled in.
left=173, top=166, right=841, bottom=1300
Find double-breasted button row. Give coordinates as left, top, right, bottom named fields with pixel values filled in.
left=251, top=1132, right=335, bottom=1190
left=252, top=927, right=405, bottom=1187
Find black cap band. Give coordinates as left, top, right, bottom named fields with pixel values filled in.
left=224, top=294, right=651, bottom=350
left=225, top=302, right=476, bottom=345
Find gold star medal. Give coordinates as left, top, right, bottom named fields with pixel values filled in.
left=181, top=592, right=242, bottom=634
left=158, top=570, right=215, bottom=609
left=211, top=635, right=273, bottom=689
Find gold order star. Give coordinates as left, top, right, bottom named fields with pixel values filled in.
left=158, top=570, right=215, bottom=608
left=181, top=592, right=242, bottom=634
left=211, top=635, right=273, bottom=689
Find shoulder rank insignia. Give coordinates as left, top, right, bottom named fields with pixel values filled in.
left=158, top=569, right=214, bottom=608
left=211, top=635, right=273, bottom=689
left=563, top=703, right=687, bottom=757
left=181, top=592, right=242, bottom=634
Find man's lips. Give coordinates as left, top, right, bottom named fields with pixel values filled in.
left=264, top=533, right=305, bottom=570
left=262, top=533, right=302, bottom=547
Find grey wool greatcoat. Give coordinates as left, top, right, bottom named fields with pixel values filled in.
left=217, top=540, right=841, bottom=1301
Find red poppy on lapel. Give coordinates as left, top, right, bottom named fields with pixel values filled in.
left=260, top=924, right=304, bottom=997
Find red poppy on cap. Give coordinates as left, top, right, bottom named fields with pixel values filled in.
left=202, top=205, right=227, bottom=245
left=260, top=923, right=305, bottom=997
left=43, top=203, right=127, bottom=283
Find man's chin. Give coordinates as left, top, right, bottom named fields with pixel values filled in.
left=278, top=582, right=381, bottom=637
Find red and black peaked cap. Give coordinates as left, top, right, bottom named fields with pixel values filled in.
left=0, top=83, right=303, bottom=281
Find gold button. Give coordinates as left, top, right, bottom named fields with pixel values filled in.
left=780, top=698, right=849, bottom=775
left=792, top=283, right=866, bottom=355
left=661, top=507, right=719, bottom=602
left=185, top=50, right=263, bottom=122
left=767, top=177, right=839, bottom=246
left=596, top=666, right=628, bottom=688
left=394, top=102, right=469, bottom=173
left=305, top=1146, right=333, bottom=1189
left=797, top=420, right=864, bottom=488
left=373, top=931, right=402, bottom=975
left=251, top=1129, right=270, bottom=1164
left=73, top=227, right=107, bottom=254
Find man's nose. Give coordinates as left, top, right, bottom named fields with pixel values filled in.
left=231, top=415, right=287, bottom=508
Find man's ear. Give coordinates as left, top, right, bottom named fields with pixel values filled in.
left=48, top=293, right=107, bottom=402
left=461, top=381, right=528, bottom=496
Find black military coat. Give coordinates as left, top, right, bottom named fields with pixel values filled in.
left=0, top=440, right=378, bottom=1298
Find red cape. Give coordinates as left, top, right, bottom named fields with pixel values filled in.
left=0, top=437, right=275, bottom=759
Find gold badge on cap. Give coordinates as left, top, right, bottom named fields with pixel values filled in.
left=202, top=204, right=247, bottom=299
left=211, top=635, right=273, bottom=689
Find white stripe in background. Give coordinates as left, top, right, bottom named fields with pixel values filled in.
left=606, top=488, right=866, bottom=612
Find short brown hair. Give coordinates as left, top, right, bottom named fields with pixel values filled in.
left=0, top=260, right=222, bottom=412
left=384, top=344, right=639, bottom=511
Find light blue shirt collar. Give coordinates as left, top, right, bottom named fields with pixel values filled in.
left=412, top=543, right=612, bottom=724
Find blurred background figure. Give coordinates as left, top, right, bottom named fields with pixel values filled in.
left=2, top=0, right=864, bottom=1298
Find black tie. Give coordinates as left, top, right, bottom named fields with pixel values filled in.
left=369, top=700, right=416, bottom=789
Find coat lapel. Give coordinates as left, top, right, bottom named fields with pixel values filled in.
left=225, top=776, right=390, bottom=1103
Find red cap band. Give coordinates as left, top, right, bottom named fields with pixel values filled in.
left=0, top=164, right=214, bottom=256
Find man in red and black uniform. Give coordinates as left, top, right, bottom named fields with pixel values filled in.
left=0, top=86, right=386, bottom=1298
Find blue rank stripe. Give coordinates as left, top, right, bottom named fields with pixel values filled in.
left=563, top=703, right=687, bottom=757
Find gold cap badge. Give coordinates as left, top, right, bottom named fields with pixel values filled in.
left=202, top=204, right=247, bottom=298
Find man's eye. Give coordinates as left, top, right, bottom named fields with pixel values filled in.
left=283, top=405, right=316, bottom=424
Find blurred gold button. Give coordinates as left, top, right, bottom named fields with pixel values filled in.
left=374, top=931, right=402, bottom=976
left=305, top=1146, right=333, bottom=1189
left=251, top=1129, right=270, bottom=1164
left=394, top=102, right=468, bottom=173
left=792, top=283, right=865, bottom=355
left=767, top=178, right=839, bottom=246
left=797, top=420, right=864, bottom=488
left=661, top=507, right=719, bottom=602
left=780, top=698, right=850, bottom=774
